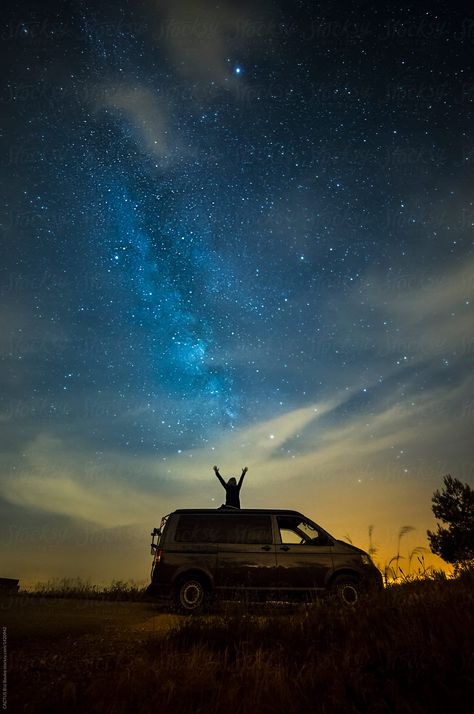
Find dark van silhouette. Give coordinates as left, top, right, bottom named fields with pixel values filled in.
left=146, top=508, right=383, bottom=612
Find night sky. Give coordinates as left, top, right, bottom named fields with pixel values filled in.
left=1, top=0, right=473, bottom=583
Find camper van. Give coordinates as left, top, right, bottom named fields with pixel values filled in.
left=146, top=508, right=383, bottom=612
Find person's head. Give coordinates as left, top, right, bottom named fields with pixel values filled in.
left=227, top=477, right=237, bottom=485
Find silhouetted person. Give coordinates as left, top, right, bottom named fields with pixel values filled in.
left=213, top=465, right=247, bottom=508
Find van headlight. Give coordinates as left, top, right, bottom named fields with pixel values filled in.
left=361, top=554, right=372, bottom=565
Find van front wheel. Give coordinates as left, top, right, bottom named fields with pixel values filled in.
left=175, top=578, right=207, bottom=614
left=330, top=575, right=360, bottom=606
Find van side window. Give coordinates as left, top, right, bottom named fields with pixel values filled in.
left=175, top=516, right=223, bottom=543
left=223, top=516, right=272, bottom=544
left=279, top=527, right=303, bottom=544
left=174, top=515, right=272, bottom=544
left=277, top=516, right=330, bottom=545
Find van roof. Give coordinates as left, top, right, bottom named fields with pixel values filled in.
left=173, top=508, right=305, bottom=517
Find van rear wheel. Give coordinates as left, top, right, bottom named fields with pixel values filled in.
left=175, top=578, right=207, bottom=614
left=330, top=575, right=360, bottom=606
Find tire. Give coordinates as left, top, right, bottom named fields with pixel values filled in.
left=330, top=575, right=360, bottom=606
left=175, top=577, right=208, bottom=614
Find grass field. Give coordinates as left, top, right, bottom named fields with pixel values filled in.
left=3, top=571, right=473, bottom=713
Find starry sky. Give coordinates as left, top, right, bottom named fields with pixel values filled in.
left=1, top=0, right=473, bottom=584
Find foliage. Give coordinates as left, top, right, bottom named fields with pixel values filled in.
left=427, top=475, right=474, bottom=564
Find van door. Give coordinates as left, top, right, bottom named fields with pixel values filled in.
left=216, top=514, right=278, bottom=594
left=274, top=515, right=333, bottom=593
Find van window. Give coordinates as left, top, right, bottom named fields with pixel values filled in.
left=175, top=516, right=223, bottom=543
left=175, top=515, right=272, bottom=544
left=277, top=516, right=330, bottom=545
left=279, top=527, right=304, bottom=544
left=223, top=516, right=272, bottom=544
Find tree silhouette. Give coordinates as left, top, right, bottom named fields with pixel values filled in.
left=427, top=475, right=474, bottom=564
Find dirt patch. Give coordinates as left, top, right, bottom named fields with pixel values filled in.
left=2, top=595, right=174, bottom=641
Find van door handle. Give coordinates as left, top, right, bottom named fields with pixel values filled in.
left=280, top=546, right=290, bottom=551
left=261, top=545, right=271, bottom=551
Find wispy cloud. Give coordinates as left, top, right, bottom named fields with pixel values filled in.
left=1, top=434, right=159, bottom=527
left=2, top=369, right=471, bottom=526
left=95, top=85, right=173, bottom=161
left=151, top=0, right=261, bottom=93
left=358, top=257, right=473, bottom=366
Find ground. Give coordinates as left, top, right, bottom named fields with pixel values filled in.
left=3, top=597, right=176, bottom=712
left=3, top=578, right=474, bottom=714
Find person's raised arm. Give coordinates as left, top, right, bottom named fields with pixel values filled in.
left=213, top=465, right=226, bottom=488
left=238, top=466, right=248, bottom=489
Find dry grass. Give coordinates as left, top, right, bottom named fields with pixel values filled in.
left=24, top=577, right=147, bottom=601
left=6, top=570, right=474, bottom=714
